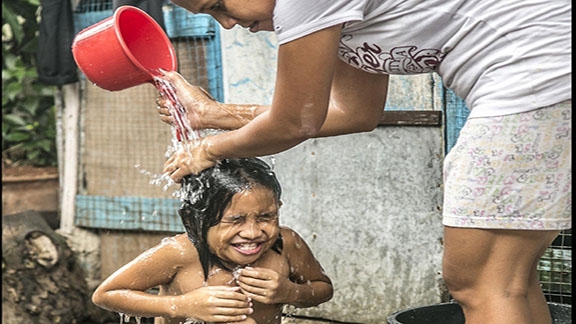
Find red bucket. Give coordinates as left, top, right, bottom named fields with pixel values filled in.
left=72, top=6, right=177, bottom=91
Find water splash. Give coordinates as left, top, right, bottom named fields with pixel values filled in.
left=132, top=77, right=208, bottom=194
left=118, top=307, right=200, bottom=323
left=118, top=313, right=132, bottom=323
left=282, top=304, right=297, bottom=324
left=230, top=265, right=244, bottom=285
left=153, top=76, right=201, bottom=144
left=178, top=178, right=204, bottom=203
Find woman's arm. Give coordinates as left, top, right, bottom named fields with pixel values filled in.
left=163, top=24, right=389, bottom=180
left=160, top=24, right=340, bottom=146
left=162, top=25, right=340, bottom=180
left=156, top=75, right=268, bottom=131
left=320, top=58, right=389, bottom=136
left=202, top=24, right=343, bottom=158
left=161, top=56, right=389, bottom=137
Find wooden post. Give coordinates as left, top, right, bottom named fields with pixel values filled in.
left=58, top=82, right=81, bottom=234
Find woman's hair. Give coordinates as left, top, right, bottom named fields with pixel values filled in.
left=178, top=158, right=282, bottom=280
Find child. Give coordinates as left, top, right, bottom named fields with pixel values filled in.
left=92, top=158, right=333, bottom=324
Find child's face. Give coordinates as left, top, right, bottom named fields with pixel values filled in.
left=207, top=186, right=280, bottom=266
left=170, top=0, right=275, bottom=32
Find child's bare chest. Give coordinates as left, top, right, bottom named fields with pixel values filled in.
left=163, top=253, right=291, bottom=323
left=167, top=251, right=291, bottom=292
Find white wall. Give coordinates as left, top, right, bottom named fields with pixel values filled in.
left=220, top=27, right=278, bottom=105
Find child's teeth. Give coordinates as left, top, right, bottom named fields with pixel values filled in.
left=239, top=243, right=257, bottom=250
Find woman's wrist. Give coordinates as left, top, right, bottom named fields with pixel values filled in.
left=200, top=137, right=221, bottom=164
left=201, top=102, right=263, bottom=130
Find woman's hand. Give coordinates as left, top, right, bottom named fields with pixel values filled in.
left=235, top=267, right=294, bottom=305
left=156, top=95, right=175, bottom=126
left=157, top=70, right=262, bottom=131
left=156, top=70, right=224, bottom=130
left=173, top=286, right=253, bottom=323
left=163, top=139, right=217, bottom=182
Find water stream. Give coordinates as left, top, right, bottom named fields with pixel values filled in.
left=153, top=77, right=201, bottom=145
left=133, top=77, right=204, bottom=196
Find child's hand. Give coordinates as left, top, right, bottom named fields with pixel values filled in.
left=175, top=286, right=253, bottom=323
left=235, top=267, right=293, bottom=305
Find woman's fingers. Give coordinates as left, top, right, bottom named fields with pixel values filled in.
left=163, top=144, right=217, bottom=182
left=163, top=157, right=189, bottom=183
left=155, top=94, right=176, bottom=126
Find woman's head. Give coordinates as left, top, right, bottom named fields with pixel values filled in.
left=170, top=0, right=275, bottom=32
left=179, top=158, right=282, bottom=279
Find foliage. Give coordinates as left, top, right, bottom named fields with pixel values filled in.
left=2, top=0, right=58, bottom=167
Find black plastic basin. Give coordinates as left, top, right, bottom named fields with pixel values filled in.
left=387, top=302, right=571, bottom=324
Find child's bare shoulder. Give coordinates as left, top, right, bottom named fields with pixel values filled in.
left=279, top=226, right=308, bottom=248
left=152, top=233, right=199, bottom=262
left=154, top=233, right=189, bottom=248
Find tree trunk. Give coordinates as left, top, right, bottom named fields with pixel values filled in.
left=2, top=210, right=117, bottom=323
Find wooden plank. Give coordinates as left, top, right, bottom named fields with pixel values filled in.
left=378, top=110, right=442, bottom=127
left=100, top=231, right=175, bottom=279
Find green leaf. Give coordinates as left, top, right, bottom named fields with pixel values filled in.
left=4, top=131, right=31, bottom=142
left=2, top=114, right=27, bottom=126
left=35, top=138, right=51, bottom=149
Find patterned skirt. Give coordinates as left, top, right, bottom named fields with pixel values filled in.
left=443, top=101, right=571, bottom=230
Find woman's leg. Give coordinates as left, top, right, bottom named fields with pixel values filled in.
left=525, top=246, right=556, bottom=324
left=442, top=226, right=560, bottom=324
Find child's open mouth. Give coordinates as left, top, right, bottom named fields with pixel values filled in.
left=232, top=242, right=263, bottom=255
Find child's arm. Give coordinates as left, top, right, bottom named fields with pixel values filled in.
left=235, top=228, right=334, bottom=308
left=92, top=235, right=252, bottom=322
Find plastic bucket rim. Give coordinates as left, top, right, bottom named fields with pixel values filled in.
left=113, top=5, right=177, bottom=79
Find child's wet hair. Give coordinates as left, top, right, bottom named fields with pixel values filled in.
left=178, top=158, right=282, bottom=280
